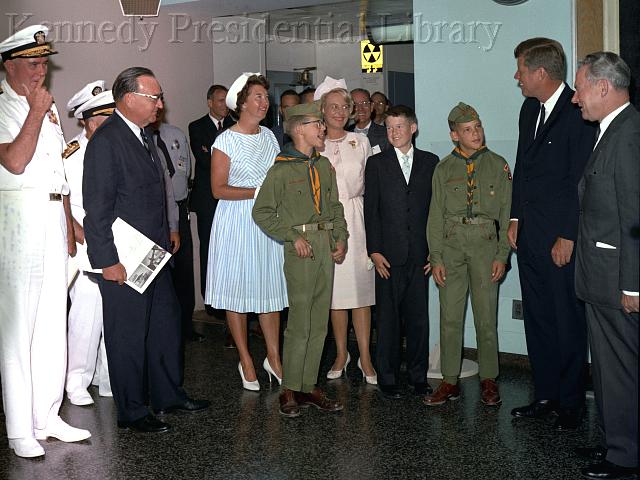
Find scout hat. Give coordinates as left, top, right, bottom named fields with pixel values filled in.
left=0, top=25, right=57, bottom=62
left=284, top=100, right=322, bottom=121
left=67, top=80, right=107, bottom=112
left=313, top=76, right=347, bottom=101
left=448, top=102, right=480, bottom=125
left=74, top=90, right=115, bottom=120
left=226, top=72, right=261, bottom=110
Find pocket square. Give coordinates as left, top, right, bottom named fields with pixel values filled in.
left=595, top=241, right=616, bottom=249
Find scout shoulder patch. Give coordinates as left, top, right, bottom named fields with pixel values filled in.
left=62, top=140, right=80, bottom=159
left=503, top=163, right=512, bottom=181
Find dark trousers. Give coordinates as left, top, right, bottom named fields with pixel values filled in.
left=375, top=262, right=429, bottom=386
left=195, top=207, right=214, bottom=300
left=172, top=201, right=195, bottom=338
left=99, top=269, right=186, bottom=422
left=517, top=240, right=587, bottom=408
left=586, top=303, right=638, bottom=467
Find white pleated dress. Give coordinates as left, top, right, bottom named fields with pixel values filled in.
left=323, top=132, right=375, bottom=309
left=204, top=127, right=288, bottom=313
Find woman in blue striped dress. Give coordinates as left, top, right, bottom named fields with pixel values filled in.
left=205, top=73, right=288, bottom=391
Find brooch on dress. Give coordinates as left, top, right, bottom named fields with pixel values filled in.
left=348, top=140, right=356, bottom=149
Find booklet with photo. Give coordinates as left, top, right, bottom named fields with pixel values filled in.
left=69, top=217, right=172, bottom=294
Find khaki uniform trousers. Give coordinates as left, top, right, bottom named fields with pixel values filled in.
left=438, top=221, right=499, bottom=384
left=282, top=230, right=334, bottom=393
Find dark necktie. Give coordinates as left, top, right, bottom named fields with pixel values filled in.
left=154, top=129, right=175, bottom=177
left=535, top=103, right=546, bottom=138
left=140, top=128, right=151, bottom=153
left=595, top=125, right=601, bottom=145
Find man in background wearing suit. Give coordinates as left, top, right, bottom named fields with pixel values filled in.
left=348, top=88, right=389, bottom=154
left=152, top=107, right=203, bottom=342
left=364, top=105, right=438, bottom=399
left=188, top=84, right=234, bottom=314
left=572, top=52, right=638, bottom=480
left=508, top=38, right=597, bottom=430
left=84, top=67, right=208, bottom=434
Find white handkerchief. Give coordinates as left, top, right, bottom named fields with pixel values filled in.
left=595, top=241, right=616, bottom=249
left=372, top=145, right=381, bottom=155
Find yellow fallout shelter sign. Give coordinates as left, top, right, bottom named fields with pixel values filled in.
left=361, top=40, right=383, bottom=73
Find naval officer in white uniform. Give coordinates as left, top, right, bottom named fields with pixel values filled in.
left=65, top=85, right=115, bottom=405
left=0, top=25, right=91, bottom=458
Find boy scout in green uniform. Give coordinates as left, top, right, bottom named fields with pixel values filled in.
left=252, top=102, right=348, bottom=418
left=425, top=102, right=512, bottom=407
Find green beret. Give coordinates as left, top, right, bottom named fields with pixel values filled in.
left=284, top=100, right=322, bottom=121
left=448, top=102, right=480, bottom=124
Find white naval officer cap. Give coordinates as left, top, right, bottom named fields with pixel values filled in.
left=67, top=80, right=107, bottom=112
left=226, top=72, right=261, bottom=110
left=0, top=25, right=57, bottom=63
left=74, top=90, right=115, bottom=120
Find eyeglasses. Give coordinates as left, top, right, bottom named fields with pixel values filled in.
left=372, top=101, right=387, bottom=106
left=327, top=104, right=350, bottom=113
left=301, top=119, right=325, bottom=128
left=131, top=91, right=164, bottom=102
left=354, top=101, right=371, bottom=108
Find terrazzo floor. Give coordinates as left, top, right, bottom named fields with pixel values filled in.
left=0, top=316, right=603, bottom=480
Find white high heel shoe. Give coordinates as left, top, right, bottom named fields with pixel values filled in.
left=327, top=352, right=351, bottom=379
left=238, top=362, right=260, bottom=391
left=263, top=357, right=282, bottom=385
left=357, top=357, right=378, bottom=385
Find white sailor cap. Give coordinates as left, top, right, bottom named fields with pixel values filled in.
left=67, top=80, right=107, bottom=112
left=0, top=25, right=57, bottom=63
left=74, top=90, right=115, bottom=120
left=313, top=76, right=348, bottom=101
left=226, top=72, right=262, bottom=110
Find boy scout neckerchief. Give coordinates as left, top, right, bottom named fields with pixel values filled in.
left=452, top=145, right=487, bottom=218
left=275, top=146, right=322, bottom=214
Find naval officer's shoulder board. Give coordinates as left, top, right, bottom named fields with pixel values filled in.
left=62, top=140, right=80, bottom=159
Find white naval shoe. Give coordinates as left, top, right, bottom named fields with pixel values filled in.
left=68, top=389, right=94, bottom=406
left=8, top=437, right=45, bottom=458
left=34, top=417, right=91, bottom=442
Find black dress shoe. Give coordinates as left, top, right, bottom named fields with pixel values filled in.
left=154, top=398, right=210, bottom=415
left=575, top=446, right=607, bottom=462
left=117, top=414, right=171, bottom=433
left=511, top=399, right=557, bottom=418
left=553, top=408, right=582, bottom=431
left=378, top=385, right=405, bottom=399
left=581, top=460, right=639, bottom=479
left=409, top=382, right=433, bottom=396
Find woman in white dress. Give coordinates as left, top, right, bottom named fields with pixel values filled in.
left=318, top=84, right=377, bottom=384
left=206, top=73, right=288, bottom=391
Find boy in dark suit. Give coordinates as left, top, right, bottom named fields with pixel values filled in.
left=364, top=105, right=439, bottom=399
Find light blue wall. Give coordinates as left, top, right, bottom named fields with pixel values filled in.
left=413, top=0, right=575, bottom=354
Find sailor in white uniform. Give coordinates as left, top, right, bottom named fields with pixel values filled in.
left=0, top=25, right=91, bottom=458
left=65, top=85, right=114, bottom=405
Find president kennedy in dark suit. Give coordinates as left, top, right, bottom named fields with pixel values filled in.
left=188, top=84, right=234, bottom=302
left=572, top=52, right=639, bottom=480
left=364, top=106, right=438, bottom=399
left=508, top=38, right=597, bottom=430
left=83, top=67, right=208, bottom=433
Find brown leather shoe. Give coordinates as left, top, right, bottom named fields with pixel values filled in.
left=295, top=388, right=343, bottom=412
left=423, top=381, right=460, bottom=406
left=480, top=379, right=502, bottom=406
left=279, top=389, right=301, bottom=418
